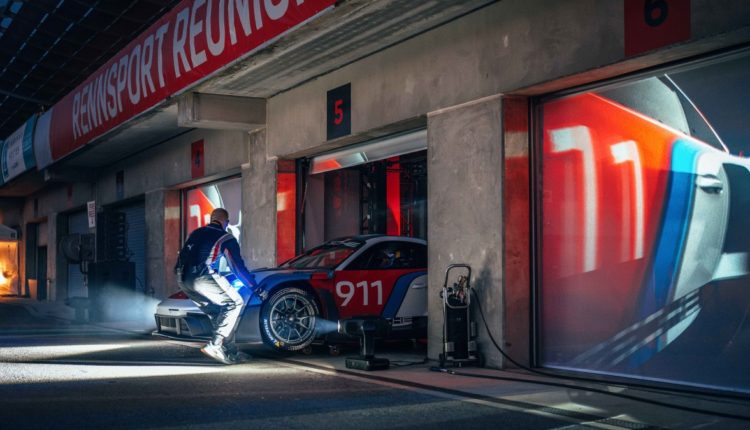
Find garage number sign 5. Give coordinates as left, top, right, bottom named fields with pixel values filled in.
left=336, top=280, right=383, bottom=306
left=327, top=83, right=351, bottom=140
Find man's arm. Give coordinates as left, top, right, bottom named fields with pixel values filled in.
left=221, top=237, right=258, bottom=292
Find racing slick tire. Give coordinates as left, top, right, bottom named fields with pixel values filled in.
left=260, top=287, right=320, bottom=352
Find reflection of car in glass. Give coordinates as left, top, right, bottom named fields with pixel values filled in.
left=184, top=179, right=243, bottom=241
left=542, top=76, right=750, bottom=365
left=154, top=235, right=427, bottom=351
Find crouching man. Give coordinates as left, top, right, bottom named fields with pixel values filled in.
left=174, top=208, right=267, bottom=364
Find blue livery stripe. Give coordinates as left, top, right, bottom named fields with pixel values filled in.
left=632, top=139, right=700, bottom=367
left=249, top=272, right=315, bottom=306
left=259, top=272, right=314, bottom=292
left=382, top=271, right=426, bottom=319
left=643, top=139, right=700, bottom=315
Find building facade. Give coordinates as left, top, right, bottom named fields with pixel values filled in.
left=1, top=0, right=749, bottom=394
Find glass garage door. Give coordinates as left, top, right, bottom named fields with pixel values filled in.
left=538, top=51, right=750, bottom=393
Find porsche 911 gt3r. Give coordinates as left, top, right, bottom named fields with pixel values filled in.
left=541, top=76, right=750, bottom=367
left=154, top=235, right=427, bottom=351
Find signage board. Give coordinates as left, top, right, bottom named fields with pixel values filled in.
left=35, top=0, right=336, bottom=169
left=191, top=140, right=205, bottom=179
left=87, top=201, right=97, bottom=228
left=0, top=116, right=37, bottom=185
left=625, top=0, right=690, bottom=56
left=327, top=83, right=351, bottom=140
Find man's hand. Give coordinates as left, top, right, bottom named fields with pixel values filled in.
left=254, top=288, right=268, bottom=301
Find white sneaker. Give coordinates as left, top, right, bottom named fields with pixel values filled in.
left=201, top=343, right=234, bottom=365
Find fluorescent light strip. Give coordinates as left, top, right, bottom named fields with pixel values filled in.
left=311, top=130, right=427, bottom=174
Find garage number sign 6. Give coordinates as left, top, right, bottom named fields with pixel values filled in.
left=336, top=280, right=383, bottom=306
left=624, top=0, right=690, bottom=56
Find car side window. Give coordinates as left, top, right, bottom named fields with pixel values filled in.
left=595, top=76, right=725, bottom=151
left=347, top=241, right=427, bottom=270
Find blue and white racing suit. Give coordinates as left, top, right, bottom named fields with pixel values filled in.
left=175, top=222, right=258, bottom=345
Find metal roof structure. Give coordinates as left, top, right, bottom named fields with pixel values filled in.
left=0, top=0, right=181, bottom=139
left=0, top=0, right=495, bottom=194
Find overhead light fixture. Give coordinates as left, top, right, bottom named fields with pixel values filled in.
left=311, top=129, right=426, bottom=174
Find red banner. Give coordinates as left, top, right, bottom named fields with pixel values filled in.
left=43, top=0, right=335, bottom=165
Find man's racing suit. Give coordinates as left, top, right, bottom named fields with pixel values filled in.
left=175, top=222, right=261, bottom=349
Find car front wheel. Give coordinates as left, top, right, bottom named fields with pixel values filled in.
left=260, top=287, right=319, bottom=351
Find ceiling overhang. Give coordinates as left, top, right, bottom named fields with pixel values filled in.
left=35, top=0, right=496, bottom=175
left=0, top=169, right=45, bottom=197
left=199, top=0, right=496, bottom=98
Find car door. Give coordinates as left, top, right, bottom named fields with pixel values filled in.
left=333, top=241, right=427, bottom=320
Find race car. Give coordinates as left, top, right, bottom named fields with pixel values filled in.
left=154, top=235, right=427, bottom=351
left=541, top=75, right=750, bottom=367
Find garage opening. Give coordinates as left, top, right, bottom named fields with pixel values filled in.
left=0, top=224, right=19, bottom=296
left=182, top=176, right=242, bottom=242
left=302, top=130, right=427, bottom=250
left=269, top=130, right=430, bottom=354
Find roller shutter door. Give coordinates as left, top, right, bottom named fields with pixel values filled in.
left=119, top=202, right=146, bottom=294
left=66, top=210, right=88, bottom=298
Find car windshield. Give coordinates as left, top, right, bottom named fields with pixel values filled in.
left=281, top=239, right=365, bottom=269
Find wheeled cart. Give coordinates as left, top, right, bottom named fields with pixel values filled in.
left=439, top=264, right=481, bottom=368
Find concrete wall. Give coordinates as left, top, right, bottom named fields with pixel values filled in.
left=267, top=0, right=750, bottom=159
left=14, top=127, right=251, bottom=300
left=242, top=129, right=278, bottom=269
left=95, top=128, right=250, bottom=297
left=44, top=213, right=60, bottom=301
left=427, top=96, right=504, bottom=366
left=260, top=0, right=750, bottom=369
left=0, top=202, right=22, bottom=227
left=15, top=182, right=95, bottom=301
left=96, top=128, right=248, bottom=205
left=26, top=182, right=95, bottom=220
left=145, top=189, right=181, bottom=299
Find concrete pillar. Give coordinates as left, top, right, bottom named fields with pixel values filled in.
left=427, top=95, right=504, bottom=368
left=46, top=213, right=59, bottom=301
left=242, top=129, right=277, bottom=269
left=53, top=213, right=68, bottom=300
left=145, top=189, right=181, bottom=299
left=502, top=97, right=531, bottom=367
left=16, top=223, right=26, bottom=298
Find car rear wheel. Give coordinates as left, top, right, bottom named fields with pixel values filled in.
left=260, top=287, right=319, bottom=351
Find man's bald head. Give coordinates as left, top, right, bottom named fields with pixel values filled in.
left=210, top=208, right=229, bottom=227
